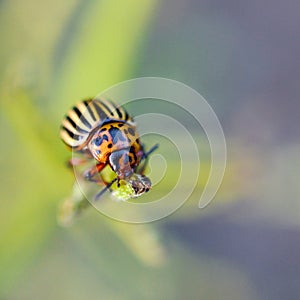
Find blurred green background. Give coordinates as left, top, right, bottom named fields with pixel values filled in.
left=1, top=0, right=300, bottom=299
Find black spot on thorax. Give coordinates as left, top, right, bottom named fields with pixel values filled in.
left=94, top=136, right=103, bottom=146
left=102, top=134, right=109, bottom=141
left=128, top=127, right=135, bottom=136
left=108, top=126, right=126, bottom=143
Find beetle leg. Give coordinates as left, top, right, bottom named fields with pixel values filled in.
left=83, top=163, right=106, bottom=182
left=84, top=163, right=117, bottom=197
left=67, top=149, right=93, bottom=168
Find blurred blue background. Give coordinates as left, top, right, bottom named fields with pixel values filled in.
left=1, top=0, right=300, bottom=299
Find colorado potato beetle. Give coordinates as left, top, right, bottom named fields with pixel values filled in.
left=60, top=98, right=157, bottom=200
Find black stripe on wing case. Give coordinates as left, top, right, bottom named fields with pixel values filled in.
left=73, top=106, right=92, bottom=129
left=124, top=110, right=129, bottom=121
left=108, top=101, right=123, bottom=118
left=61, top=126, right=82, bottom=141
left=66, top=116, right=89, bottom=134
left=115, top=107, right=123, bottom=119
left=83, top=100, right=97, bottom=122
left=93, top=101, right=110, bottom=120
left=99, top=100, right=114, bottom=116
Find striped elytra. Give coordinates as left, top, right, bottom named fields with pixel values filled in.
left=60, top=98, right=133, bottom=150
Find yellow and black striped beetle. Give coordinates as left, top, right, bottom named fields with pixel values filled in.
left=60, top=98, right=158, bottom=200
